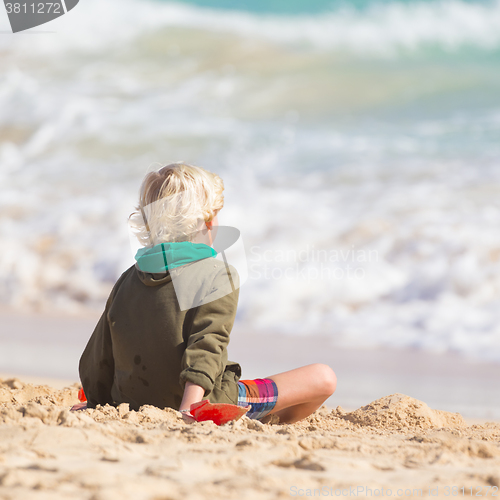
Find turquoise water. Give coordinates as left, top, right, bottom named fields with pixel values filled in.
left=164, top=0, right=491, bottom=14
left=163, top=0, right=342, bottom=14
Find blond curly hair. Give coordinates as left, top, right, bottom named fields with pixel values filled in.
left=129, top=162, right=224, bottom=246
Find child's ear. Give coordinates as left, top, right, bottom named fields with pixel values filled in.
left=205, top=219, right=213, bottom=230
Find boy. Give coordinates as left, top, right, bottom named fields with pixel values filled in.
left=78, top=163, right=337, bottom=423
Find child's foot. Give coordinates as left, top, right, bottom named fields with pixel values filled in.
left=70, top=402, right=87, bottom=412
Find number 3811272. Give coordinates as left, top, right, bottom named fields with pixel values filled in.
left=5, top=3, right=62, bottom=14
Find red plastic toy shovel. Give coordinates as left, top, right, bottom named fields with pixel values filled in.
left=78, top=387, right=87, bottom=402
left=189, top=400, right=250, bottom=426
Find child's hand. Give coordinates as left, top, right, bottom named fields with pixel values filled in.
left=180, top=409, right=196, bottom=423
left=179, top=381, right=205, bottom=422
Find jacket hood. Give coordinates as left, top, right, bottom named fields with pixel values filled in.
left=135, top=242, right=217, bottom=286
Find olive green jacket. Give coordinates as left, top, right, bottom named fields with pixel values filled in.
left=79, top=258, right=241, bottom=411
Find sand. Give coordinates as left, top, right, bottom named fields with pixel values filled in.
left=1, top=378, right=499, bottom=500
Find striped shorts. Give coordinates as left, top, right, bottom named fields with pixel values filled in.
left=237, top=378, right=279, bottom=420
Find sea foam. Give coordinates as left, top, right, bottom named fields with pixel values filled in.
left=0, top=0, right=499, bottom=362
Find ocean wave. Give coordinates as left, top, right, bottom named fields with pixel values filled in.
left=1, top=0, right=500, bottom=362
left=1, top=0, right=500, bottom=56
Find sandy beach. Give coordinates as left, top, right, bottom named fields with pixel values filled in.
left=0, top=376, right=499, bottom=500
left=1, top=310, right=500, bottom=500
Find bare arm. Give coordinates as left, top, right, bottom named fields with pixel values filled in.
left=179, top=381, right=205, bottom=412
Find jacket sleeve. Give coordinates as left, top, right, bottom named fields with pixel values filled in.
left=179, top=265, right=240, bottom=396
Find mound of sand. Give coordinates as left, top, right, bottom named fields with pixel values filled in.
left=339, top=393, right=466, bottom=430
left=0, top=378, right=79, bottom=406
left=0, top=380, right=474, bottom=433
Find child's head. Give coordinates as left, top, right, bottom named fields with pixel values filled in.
left=130, top=162, right=224, bottom=246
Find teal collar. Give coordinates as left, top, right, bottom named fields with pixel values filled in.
left=135, top=241, right=217, bottom=274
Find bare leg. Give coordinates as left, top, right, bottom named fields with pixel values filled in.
left=266, top=363, right=337, bottom=424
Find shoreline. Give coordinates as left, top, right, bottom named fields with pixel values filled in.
left=1, top=309, right=499, bottom=419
